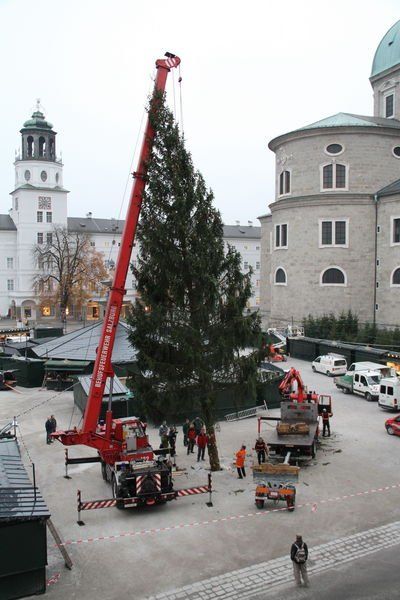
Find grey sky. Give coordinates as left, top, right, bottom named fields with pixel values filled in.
left=0, top=0, right=399, bottom=225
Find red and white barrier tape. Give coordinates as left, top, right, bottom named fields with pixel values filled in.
left=54, top=482, right=400, bottom=548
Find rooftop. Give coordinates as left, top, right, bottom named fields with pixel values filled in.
left=371, top=20, right=400, bottom=78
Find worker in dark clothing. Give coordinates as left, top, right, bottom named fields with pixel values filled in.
left=254, top=437, right=267, bottom=465
left=193, top=416, right=204, bottom=436
left=168, top=426, right=177, bottom=457
left=196, top=428, right=209, bottom=461
left=322, top=408, right=331, bottom=437
left=290, top=534, right=309, bottom=587
left=182, top=418, right=190, bottom=447
left=45, top=417, right=53, bottom=444
left=50, top=415, right=57, bottom=433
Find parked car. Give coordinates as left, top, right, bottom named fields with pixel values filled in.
left=311, top=354, right=347, bottom=376
left=385, top=414, right=400, bottom=436
left=379, top=377, right=400, bottom=411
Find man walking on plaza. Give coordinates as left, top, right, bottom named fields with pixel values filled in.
left=182, top=418, right=190, bottom=447
left=290, top=534, right=309, bottom=587
left=45, top=417, right=53, bottom=444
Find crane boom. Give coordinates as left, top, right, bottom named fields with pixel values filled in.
left=55, top=54, right=180, bottom=449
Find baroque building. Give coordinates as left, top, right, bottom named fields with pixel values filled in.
left=259, top=19, right=400, bottom=329
left=0, top=105, right=260, bottom=322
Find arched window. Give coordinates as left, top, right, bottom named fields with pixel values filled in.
left=321, top=267, right=346, bottom=286
left=39, top=136, right=46, bottom=158
left=275, top=267, right=287, bottom=285
left=322, top=163, right=347, bottom=190
left=392, top=267, right=400, bottom=286
left=279, top=170, right=291, bottom=196
left=27, top=136, right=34, bottom=157
left=49, top=138, right=54, bottom=158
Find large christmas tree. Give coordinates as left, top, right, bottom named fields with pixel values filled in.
left=127, top=96, right=261, bottom=470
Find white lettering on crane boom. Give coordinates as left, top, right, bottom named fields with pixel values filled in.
left=94, top=304, right=117, bottom=388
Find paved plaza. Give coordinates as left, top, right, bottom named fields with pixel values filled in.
left=1, top=357, right=400, bottom=599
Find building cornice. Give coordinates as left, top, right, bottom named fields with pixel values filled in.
left=268, top=125, right=400, bottom=152
left=270, top=193, right=375, bottom=213
left=9, top=184, right=69, bottom=195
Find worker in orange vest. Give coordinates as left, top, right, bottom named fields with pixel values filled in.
left=322, top=408, right=332, bottom=437
left=235, top=444, right=247, bottom=479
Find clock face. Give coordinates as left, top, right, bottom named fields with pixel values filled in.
left=41, top=170, right=47, bottom=182
left=24, top=170, right=31, bottom=181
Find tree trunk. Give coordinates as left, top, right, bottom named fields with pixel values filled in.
left=203, top=405, right=221, bottom=472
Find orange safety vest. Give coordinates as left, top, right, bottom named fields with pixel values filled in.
left=235, top=449, right=246, bottom=468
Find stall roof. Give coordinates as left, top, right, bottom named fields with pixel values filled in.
left=32, top=320, right=136, bottom=363
left=45, top=359, right=91, bottom=372
left=77, top=374, right=128, bottom=396
left=0, top=437, right=50, bottom=521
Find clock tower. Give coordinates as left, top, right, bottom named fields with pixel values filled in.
left=9, top=102, right=68, bottom=320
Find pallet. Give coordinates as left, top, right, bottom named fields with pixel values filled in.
left=276, top=422, right=309, bottom=435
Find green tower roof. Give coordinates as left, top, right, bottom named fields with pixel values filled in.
left=371, top=20, right=400, bottom=77
left=22, top=109, right=53, bottom=131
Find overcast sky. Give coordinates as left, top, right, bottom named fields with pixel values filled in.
left=0, top=0, right=399, bottom=226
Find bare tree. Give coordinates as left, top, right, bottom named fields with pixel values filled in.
left=33, top=226, right=108, bottom=320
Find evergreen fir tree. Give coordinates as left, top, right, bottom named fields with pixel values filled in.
left=127, top=97, right=261, bottom=471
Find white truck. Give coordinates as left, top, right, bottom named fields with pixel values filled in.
left=334, top=370, right=381, bottom=401
left=378, top=377, right=400, bottom=411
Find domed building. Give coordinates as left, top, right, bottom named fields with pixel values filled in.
left=259, top=19, right=400, bottom=330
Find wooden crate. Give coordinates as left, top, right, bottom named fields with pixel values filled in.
left=276, top=422, right=309, bottom=435
left=253, top=463, right=300, bottom=476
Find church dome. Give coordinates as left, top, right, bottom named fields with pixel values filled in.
left=22, top=110, right=53, bottom=131
left=371, top=20, right=400, bottom=77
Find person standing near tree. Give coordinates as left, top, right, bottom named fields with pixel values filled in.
left=168, top=426, right=177, bottom=457
left=235, top=444, right=247, bottom=478
left=182, top=418, right=190, bottom=447
left=290, top=534, right=309, bottom=587
left=196, top=428, right=209, bottom=462
left=187, top=423, right=196, bottom=455
left=193, top=416, right=203, bottom=436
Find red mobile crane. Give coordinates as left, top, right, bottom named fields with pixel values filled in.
left=53, top=54, right=209, bottom=509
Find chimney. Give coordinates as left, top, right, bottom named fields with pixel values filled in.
left=86, top=212, right=92, bottom=218
left=248, top=220, right=253, bottom=227
left=235, top=220, right=240, bottom=227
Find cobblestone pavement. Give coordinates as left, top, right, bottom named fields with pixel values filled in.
left=146, top=520, right=400, bottom=600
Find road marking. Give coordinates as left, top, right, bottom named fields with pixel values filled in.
left=54, top=481, right=400, bottom=548
left=146, top=520, right=400, bottom=599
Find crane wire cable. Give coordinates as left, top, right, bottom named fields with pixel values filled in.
left=178, top=64, right=184, bottom=136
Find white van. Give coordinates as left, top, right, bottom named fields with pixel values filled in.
left=311, top=354, right=347, bottom=376
left=347, top=362, right=395, bottom=378
left=378, top=377, right=400, bottom=410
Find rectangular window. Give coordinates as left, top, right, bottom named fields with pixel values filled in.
left=7, top=279, right=14, bottom=291
left=7, top=257, right=13, bottom=269
left=275, top=225, right=280, bottom=247
left=335, top=220, right=346, bottom=244
left=279, top=170, right=291, bottom=195
left=335, top=164, right=346, bottom=188
left=321, top=221, right=332, bottom=245
left=256, top=261, right=260, bottom=270
left=46, top=233, right=53, bottom=245
left=393, top=218, right=400, bottom=244
left=244, top=261, right=249, bottom=270
left=37, top=232, right=44, bottom=244
left=388, top=386, right=394, bottom=395
left=386, top=94, right=394, bottom=118
left=320, top=219, right=347, bottom=247
left=275, top=224, right=288, bottom=248
left=90, top=241, right=95, bottom=247
left=46, top=211, right=52, bottom=223
left=37, top=211, right=43, bottom=223
left=323, top=164, right=333, bottom=189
